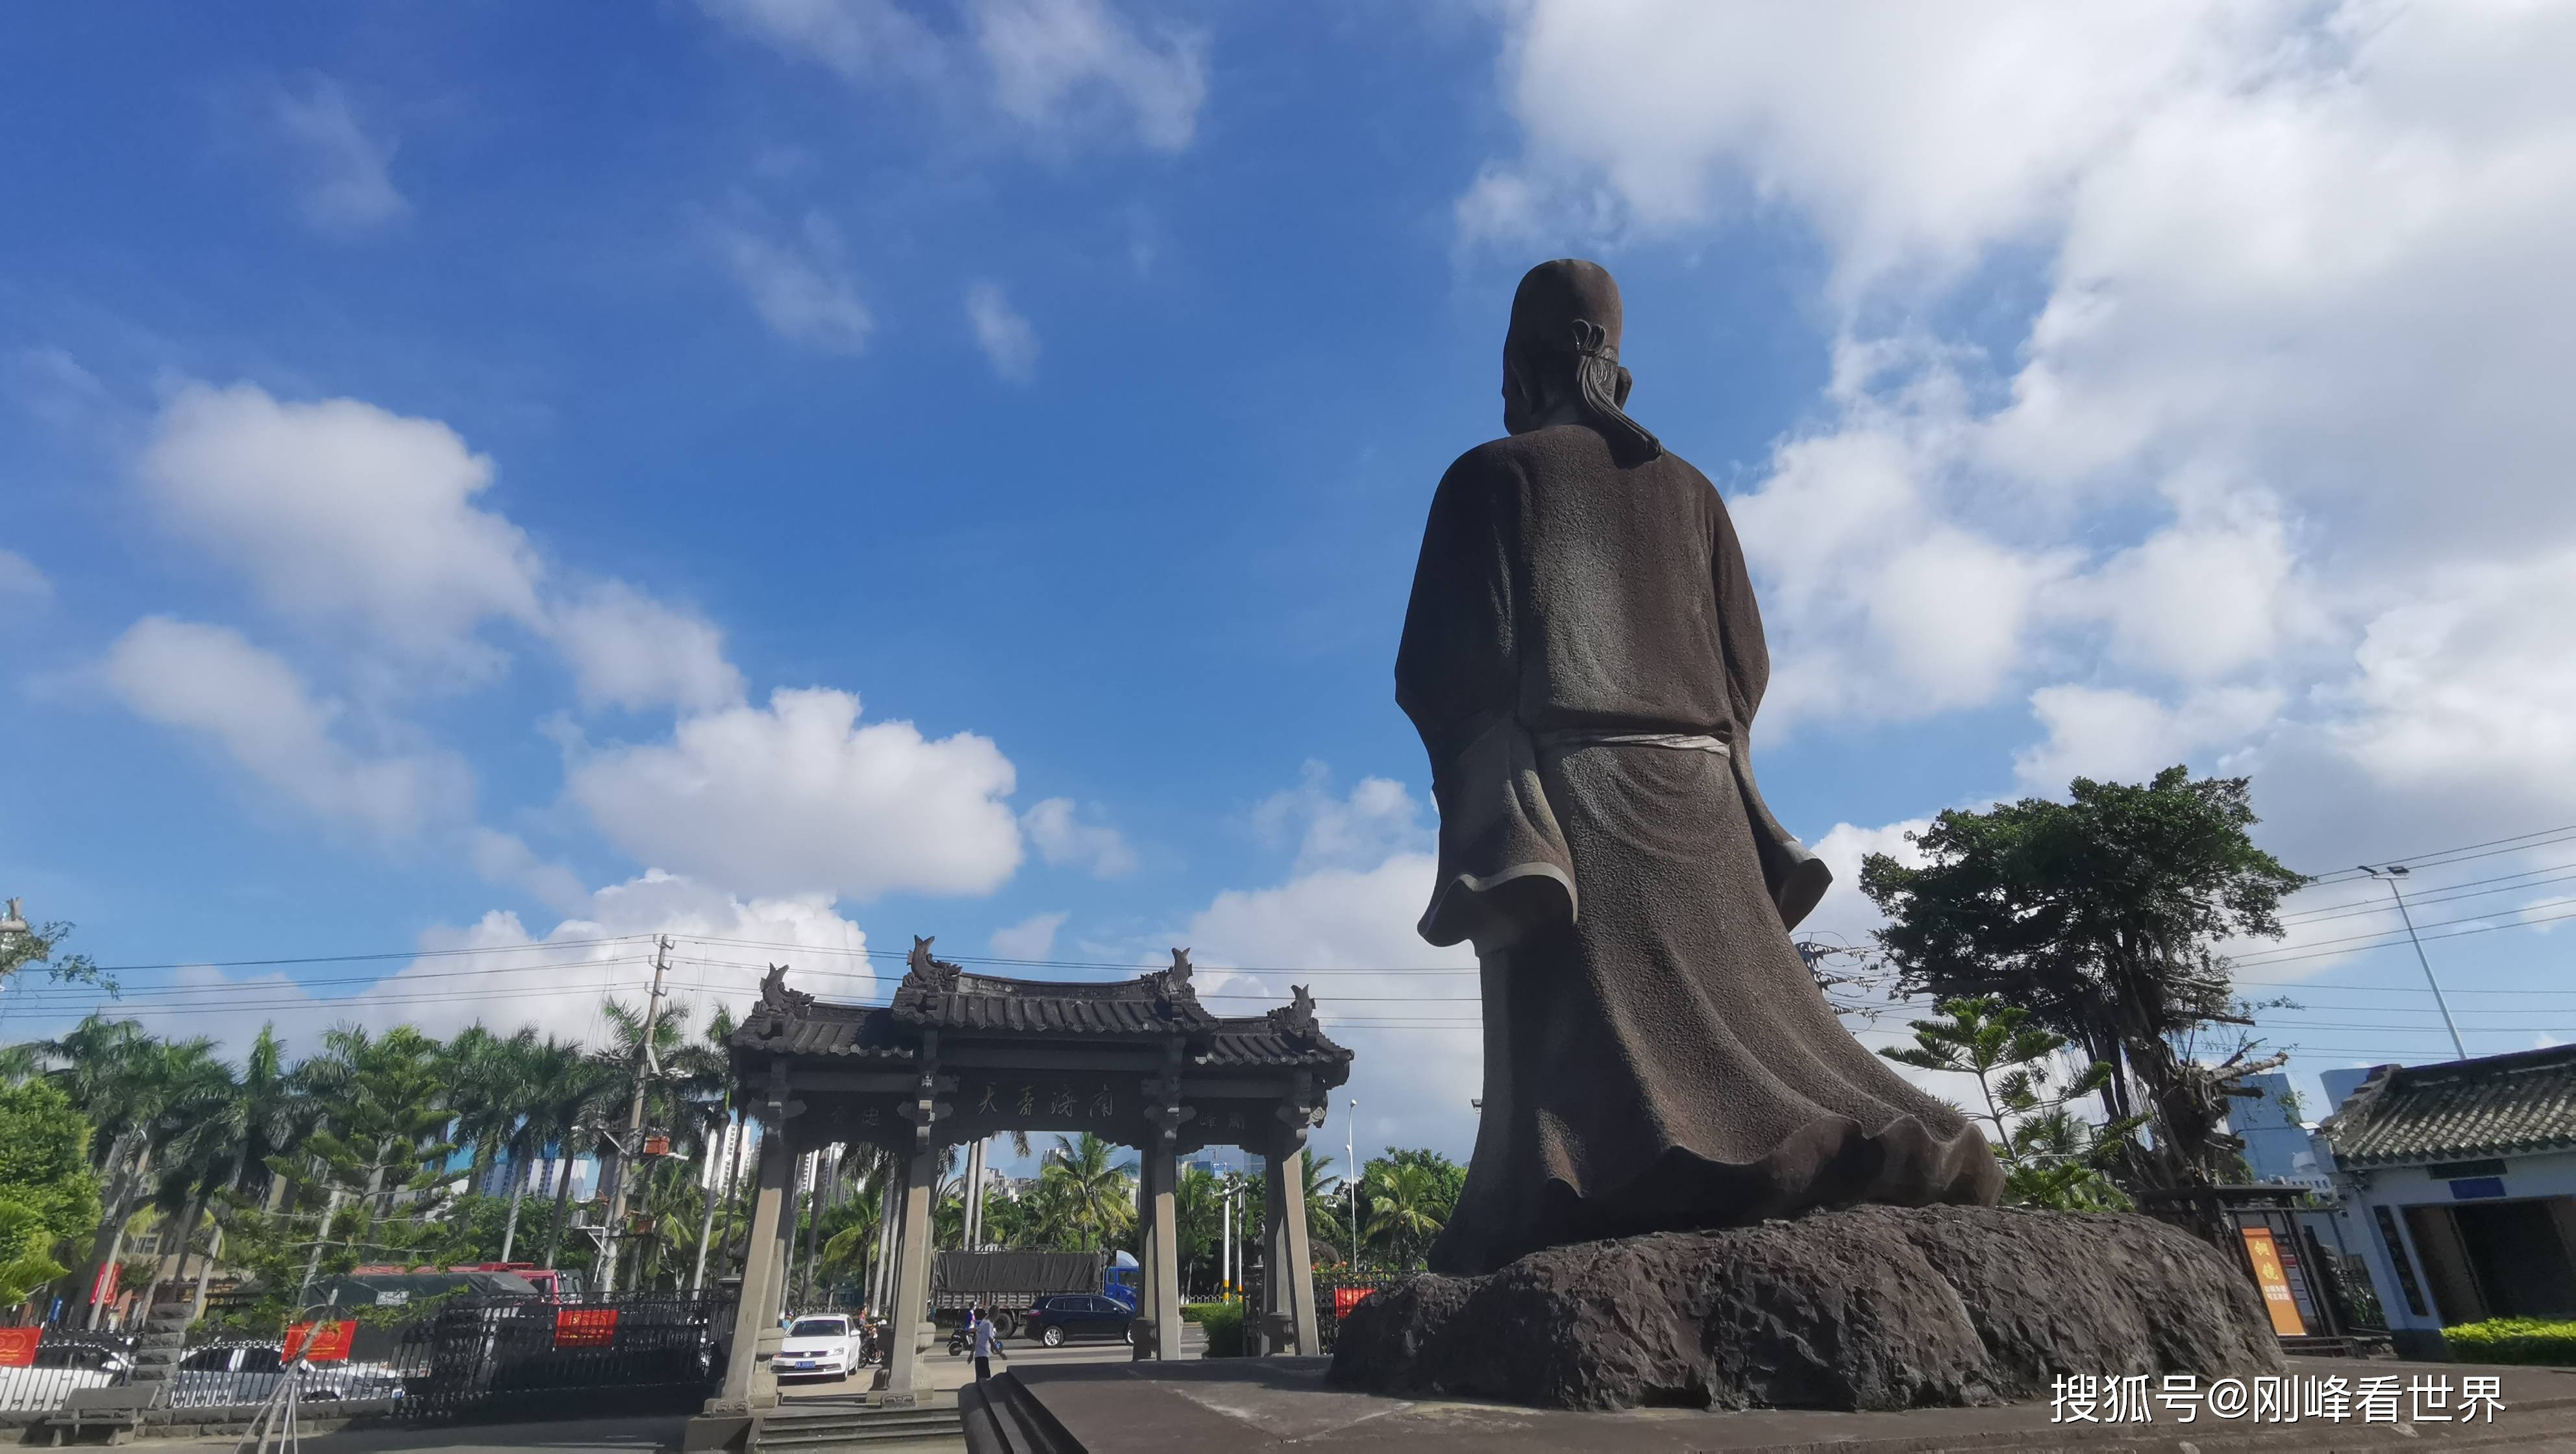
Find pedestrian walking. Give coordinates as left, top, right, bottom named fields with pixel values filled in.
left=970, top=1305, right=1003, bottom=1383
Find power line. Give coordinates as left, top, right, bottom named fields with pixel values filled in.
left=2232, top=902, right=2576, bottom=968
left=2293, top=822, right=2576, bottom=886
left=2279, top=860, right=2576, bottom=924
left=82, top=935, right=649, bottom=976
left=0, top=954, right=658, bottom=1004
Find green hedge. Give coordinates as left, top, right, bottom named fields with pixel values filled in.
left=1193, top=1300, right=1246, bottom=1357
left=2444, top=1318, right=2576, bottom=1367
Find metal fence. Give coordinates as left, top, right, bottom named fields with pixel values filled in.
left=393, top=1293, right=730, bottom=1423
left=1309, top=1270, right=1404, bottom=1355
left=0, top=1329, right=135, bottom=1414
left=6, top=1293, right=733, bottom=1425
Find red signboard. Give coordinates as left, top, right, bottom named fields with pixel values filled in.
left=1330, top=1286, right=1380, bottom=1322
left=0, top=1327, right=40, bottom=1368
left=89, top=1261, right=120, bottom=1307
left=553, top=1307, right=619, bottom=1349
left=284, top=1320, right=355, bottom=1363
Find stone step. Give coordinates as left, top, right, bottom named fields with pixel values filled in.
left=753, top=1406, right=963, bottom=1451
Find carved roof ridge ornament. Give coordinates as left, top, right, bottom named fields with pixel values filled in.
left=904, top=935, right=964, bottom=995
left=759, top=963, right=816, bottom=1016
left=1148, top=947, right=1203, bottom=1021
left=1267, top=983, right=1322, bottom=1045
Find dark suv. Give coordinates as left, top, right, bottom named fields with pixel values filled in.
left=1019, top=1294, right=1133, bottom=1348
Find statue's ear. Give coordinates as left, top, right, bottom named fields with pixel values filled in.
left=1614, top=366, right=1634, bottom=408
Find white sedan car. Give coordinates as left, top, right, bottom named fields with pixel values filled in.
left=774, top=1316, right=861, bottom=1381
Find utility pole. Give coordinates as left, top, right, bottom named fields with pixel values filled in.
left=597, top=934, right=672, bottom=1295
left=2360, top=865, right=2468, bottom=1061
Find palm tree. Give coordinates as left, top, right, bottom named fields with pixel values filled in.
left=526, top=1036, right=609, bottom=1271
left=47, top=1019, right=219, bottom=1326
left=143, top=1041, right=245, bottom=1311
left=1030, top=1134, right=1134, bottom=1252
left=1363, top=1163, right=1444, bottom=1268
left=1174, top=1165, right=1219, bottom=1294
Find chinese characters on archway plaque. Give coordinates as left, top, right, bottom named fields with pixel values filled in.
left=2051, top=1374, right=2504, bottom=1425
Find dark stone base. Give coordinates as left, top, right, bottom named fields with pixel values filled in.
left=1328, top=1204, right=2285, bottom=1412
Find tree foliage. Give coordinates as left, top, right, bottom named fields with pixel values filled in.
left=1880, top=996, right=2139, bottom=1211
left=0, top=1078, right=103, bottom=1305
left=1861, top=767, right=2304, bottom=1190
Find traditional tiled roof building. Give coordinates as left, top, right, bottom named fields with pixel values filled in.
left=2316, top=1044, right=2576, bottom=1355
left=704, top=938, right=1352, bottom=1412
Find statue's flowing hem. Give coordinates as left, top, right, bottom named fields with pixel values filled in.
left=1432, top=1103, right=2003, bottom=1274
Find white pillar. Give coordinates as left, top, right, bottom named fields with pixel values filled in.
left=1266, top=1140, right=1320, bottom=1355
left=885, top=1144, right=939, bottom=1399
left=712, top=1126, right=792, bottom=1409
left=1143, top=1142, right=1182, bottom=1359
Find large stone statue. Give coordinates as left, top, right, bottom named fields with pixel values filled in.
left=1398, top=260, right=2005, bottom=1275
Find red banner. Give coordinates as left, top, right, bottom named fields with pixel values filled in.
left=0, top=1327, right=40, bottom=1368
left=553, top=1307, right=619, bottom=1349
left=1330, top=1286, right=1380, bottom=1322
left=89, top=1261, right=120, bottom=1307
left=284, top=1320, right=355, bottom=1363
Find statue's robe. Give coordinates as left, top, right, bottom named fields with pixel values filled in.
left=1397, top=423, right=2003, bottom=1275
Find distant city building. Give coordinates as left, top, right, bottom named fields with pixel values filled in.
left=2320, top=1065, right=2396, bottom=1116
left=2227, top=1071, right=2329, bottom=1189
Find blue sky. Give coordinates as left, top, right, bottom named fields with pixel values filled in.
left=6, top=1, right=2576, bottom=1164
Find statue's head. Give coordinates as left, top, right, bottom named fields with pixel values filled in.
left=1502, top=258, right=1663, bottom=465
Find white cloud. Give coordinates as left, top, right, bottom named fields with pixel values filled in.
left=467, top=828, right=592, bottom=916
left=545, top=580, right=746, bottom=713
left=709, top=212, right=876, bottom=355
left=2325, top=551, right=2576, bottom=808
left=2014, top=684, right=2286, bottom=794
left=1021, top=796, right=1136, bottom=878
left=139, top=382, right=543, bottom=675
left=0, top=548, right=50, bottom=615
left=1466, top=0, right=2576, bottom=842
left=1728, top=348, right=2079, bottom=728
left=1468, top=2, right=2271, bottom=292
left=1179, top=769, right=1478, bottom=1160
left=702, top=0, right=1204, bottom=153
left=1792, top=817, right=1932, bottom=950
left=965, top=282, right=1039, bottom=382
left=699, top=0, right=947, bottom=84
left=268, top=77, right=409, bottom=237
left=989, top=909, right=1069, bottom=959
left=1250, top=761, right=1431, bottom=874
left=2055, top=482, right=2317, bottom=683
left=90, top=869, right=876, bottom=1057
left=567, top=687, right=1024, bottom=900
left=971, top=0, right=1206, bottom=152
left=1185, top=849, right=1481, bottom=1163
left=99, top=617, right=472, bottom=841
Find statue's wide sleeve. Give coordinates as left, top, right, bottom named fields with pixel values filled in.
left=1396, top=452, right=1517, bottom=762
left=1713, top=492, right=1833, bottom=931
left=1396, top=450, right=1574, bottom=950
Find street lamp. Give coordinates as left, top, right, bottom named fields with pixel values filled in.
left=2360, top=865, right=2468, bottom=1061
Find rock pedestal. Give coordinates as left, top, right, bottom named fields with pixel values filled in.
left=1329, top=1205, right=2283, bottom=1412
